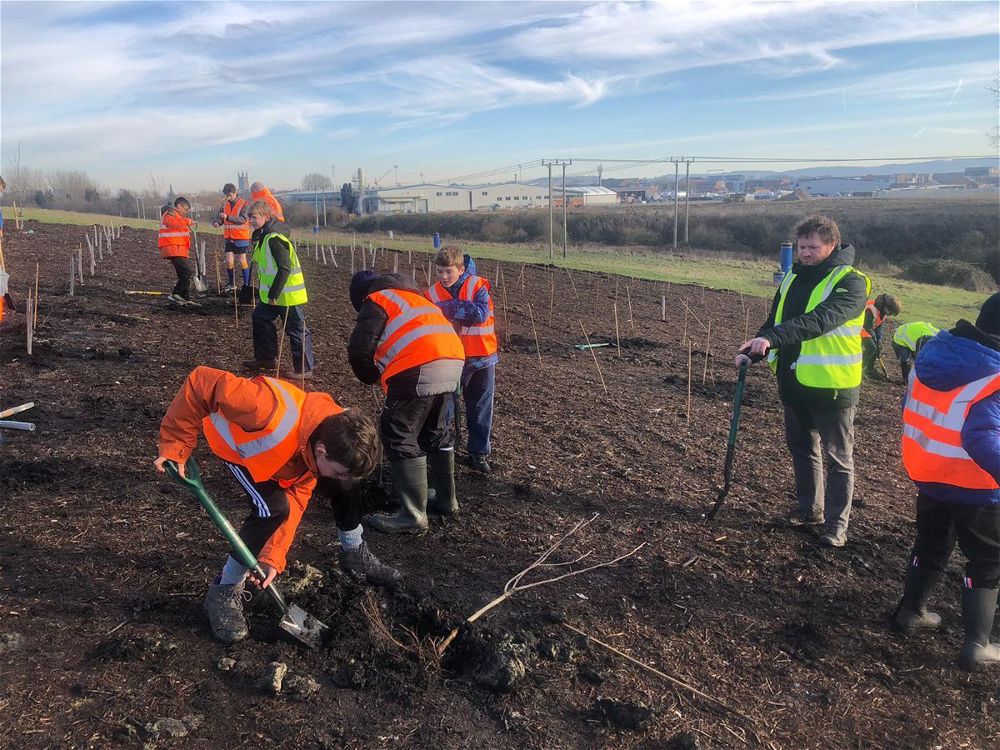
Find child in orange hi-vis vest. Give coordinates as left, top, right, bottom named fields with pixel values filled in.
left=154, top=366, right=400, bottom=644
left=158, top=197, right=198, bottom=306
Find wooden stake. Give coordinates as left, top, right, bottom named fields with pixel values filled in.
left=682, top=307, right=688, bottom=346
left=350, top=247, right=355, bottom=274
left=548, top=271, right=555, bottom=325
left=393, top=252, right=398, bottom=273
left=314, top=242, right=319, bottom=261
left=362, top=246, right=367, bottom=271
left=87, top=241, right=95, bottom=276
left=233, top=287, right=239, bottom=329
left=77, top=247, right=84, bottom=284
left=518, top=262, right=526, bottom=292
left=526, top=302, right=542, bottom=364
left=330, top=248, right=338, bottom=268
left=687, top=337, right=693, bottom=425
left=69, top=255, right=75, bottom=296
left=744, top=307, right=750, bottom=341
left=580, top=321, right=608, bottom=395
left=661, top=295, right=666, bottom=322
left=321, top=246, right=328, bottom=266
left=702, top=319, right=712, bottom=385
left=498, top=268, right=510, bottom=343
left=214, top=247, right=222, bottom=294
left=613, top=301, right=621, bottom=356
left=565, top=267, right=579, bottom=300
left=26, top=290, right=32, bottom=355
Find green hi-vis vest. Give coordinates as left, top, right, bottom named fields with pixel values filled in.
left=767, top=265, right=871, bottom=389
left=893, top=321, right=940, bottom=352
left=252, top=232, right=308, bottom=306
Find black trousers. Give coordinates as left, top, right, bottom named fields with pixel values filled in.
left=380, top=393, right=453, bottom=461
left=227, top=463, right=362, bottom=557
left=251, top=302, right=315, bottom=373
left=909, top=492, right=1000, bottom=589
left=169, top=257, right=194, bottom=299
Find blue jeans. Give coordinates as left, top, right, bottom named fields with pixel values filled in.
left=251, top=302, right=315, bottom=373
left=445, top=365, right=495, bottom=456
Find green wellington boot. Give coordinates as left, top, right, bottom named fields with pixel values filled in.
left=892, top=565, right=943, bottom=633
left=958, top=587, right=1000, bottom=671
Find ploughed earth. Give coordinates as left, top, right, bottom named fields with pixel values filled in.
left=0, top=220, right=996, bottom=749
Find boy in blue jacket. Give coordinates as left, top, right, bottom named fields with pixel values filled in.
left=426, top=247, right=498, bottom=474
left=892, top=293, right=1000, bottom=671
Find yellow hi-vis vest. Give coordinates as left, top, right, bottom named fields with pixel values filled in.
left=767, top=264, right=871, bottom=389
left=893, top=322, right=940, bottom=352
left=252, top=232, right=308, bottom=306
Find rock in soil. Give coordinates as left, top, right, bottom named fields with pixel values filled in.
left=215, top=656, right=237, bottom=673
left=536, top=638, right=574, bottom=662
left=283, top=562, right=326, bottom=599
left=0, top=633, right=24, bottom=654
left=90, top=636, right=176, bottom=662
left=662, top=731, right=699, bottom=750
left=144, top=713, right=203, bottom=739
left=594, top=697, right=654, bottom=731
left=577, top=664, right=604, bottom=684
left=285, top=674, right=321, bottom=701
left=258, top=662, right=289, bottom=695
left=447, top=628, right=534, bottom=694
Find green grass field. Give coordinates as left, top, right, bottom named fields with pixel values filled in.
left=14, top=206, right=985, bottom=327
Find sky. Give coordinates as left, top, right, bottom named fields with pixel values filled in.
left=1, top=0, right=997, bottom=192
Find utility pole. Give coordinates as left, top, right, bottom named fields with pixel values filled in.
left=561, top=160, right=572, bottom=258
left=394, top=164, right=398, bottom=187
left=684, top=159, right=692, bottom=244
left=543, top=160, right=554, bottom=260
left=597, top=164, right=603, bottom=187
left=672, top=159, right=680, bottom=250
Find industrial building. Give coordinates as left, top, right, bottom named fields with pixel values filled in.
left=364, top=182, right=563, bottom=214
left=792, top=176, right=894, bottom=196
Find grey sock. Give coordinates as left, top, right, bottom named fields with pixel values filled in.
left=219, top=555, right=249, bottom=586
left=338, top=525, right=363, bottom=551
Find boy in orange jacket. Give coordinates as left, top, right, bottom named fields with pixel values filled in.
left=154, top=366, right=400, bottom=644
left=158, top=197, right=199, bottom=306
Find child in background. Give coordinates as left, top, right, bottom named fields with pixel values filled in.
left=426, top=246, right=498, bottom=474
left=158, top=197, right=199, bottom=306
left=212, top=183, right=251, bottom=293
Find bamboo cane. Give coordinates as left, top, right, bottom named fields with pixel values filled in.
left=233, top=287, right=239, bottom=329
left=661, top=295, right=666, bottom=322
left=526, top=302, right=542, bottom=364
left=613, top=301, right=621, bottom=357
left=25, top=290, right=32, bottom=355
left=548, top=271, right=555, bottom=325
left=682, top=307, right=688, bottom=346
left=565, top=267, right=579, bottom=300
left=580, top=321, right=608, bottom=395
left=275, top=309, right=290, bottom=379
left=499, top=268, right=510, bottom=343
left=33, top=262, right=39, bottom=329
left=214, top=247, right=222, bottom=294
left=626, top=284, right=635, bottom=334
left=687, top=337, right=693, bottom=425
left=69, top=255, right=75, bottom=296
left=77, top=247, right=84, bottom=284
left=702, top=319, right=712, bottom=385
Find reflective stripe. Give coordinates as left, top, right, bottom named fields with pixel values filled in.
left=461, top=324, right=495, bottom=335
left=903, top=423, right=972, bottom=460
left=826, top=324, right=862, bottom=337
left=381, top=289, right=439, bottom=340
left=796, top=353, right=863, bottom=366
left=906, top=372, right=1000, bottom=431
left=377, top=324, right=460, bottom=369
left=159, top=231, right=188, bottom=238
left=427, top=285, right=447, bottom=302
left=209, top=379, right=300, bottom=460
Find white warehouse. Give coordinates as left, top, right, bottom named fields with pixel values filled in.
left=364, top=182, right=551, bottom=214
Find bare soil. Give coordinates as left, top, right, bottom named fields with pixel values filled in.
left=0, top=221, right=996, bottom=749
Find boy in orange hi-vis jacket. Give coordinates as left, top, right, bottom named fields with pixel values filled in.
left=154, top=366, right=400, bottom=644
left=158, top=197, right=198, bottom=306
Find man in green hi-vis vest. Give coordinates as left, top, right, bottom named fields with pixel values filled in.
left=245, top=199, right=315, bottom=378
left=736, top=215, right=870, bottom=548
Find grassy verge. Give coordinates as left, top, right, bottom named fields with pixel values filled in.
left=16, top=207, right=984, bottom=326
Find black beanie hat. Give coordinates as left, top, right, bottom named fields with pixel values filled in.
left=350, top=271, right=379, bottom=312
left=975, top=292, right=1000, bottom=336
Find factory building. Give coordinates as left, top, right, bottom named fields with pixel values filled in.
left=364, top=182, right=550, bottom=214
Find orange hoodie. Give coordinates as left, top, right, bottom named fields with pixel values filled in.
left=250, top=188, right=285, bottom=222
left=158, top=366, right=342, bottom=572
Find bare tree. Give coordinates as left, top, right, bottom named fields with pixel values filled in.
left=989, top=76, right=999, bottom=149
left=301, top=173, right=332, bottom=192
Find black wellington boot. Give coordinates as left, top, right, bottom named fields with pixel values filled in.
left=892, top=565, right=943, bottom=633
left=364, top=457, right=428, bottom=535
left=958, top=587, right=1000, bottom=671
left=427, top=450, right=458, bottom=515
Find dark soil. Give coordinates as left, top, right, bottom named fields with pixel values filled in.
left=0, top=220, right=996, bottom=749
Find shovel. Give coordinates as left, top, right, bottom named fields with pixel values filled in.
left=164, top=458, right=328, bottom=648
left=705, top=359, right=750, bottom=520
left=191, top=228, right=209, bottom=293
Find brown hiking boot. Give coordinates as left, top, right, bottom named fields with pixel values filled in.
left=203, top=583, right=249, bottom=644
left=339, top=542, right=401, bottom=586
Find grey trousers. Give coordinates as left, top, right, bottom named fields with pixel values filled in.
left=783, top=404, right=856, bottom=537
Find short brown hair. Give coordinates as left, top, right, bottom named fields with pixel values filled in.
left=794, top=215, right=840, bottom=247
left=876, top=294, right=902, bottom=316
left=434, top=246, right=464, bottom=269
left=249, top=199, right=274, bottom=218
left=312, top=410, right=381, bottom=478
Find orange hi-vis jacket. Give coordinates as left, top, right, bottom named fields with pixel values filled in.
left=367, top=289, right=465, bottom=392
left=903, top=370, right=1000, bottom=491
left=251, top=188, right=284, bottom=222
left=426, top=276, right=498, bottom=357
left=222, top=198, right=251, bottom=241
left=158, top=366, right=345, bottom=572
left=158, top=209, right=194, bottom=259
left=861, top=299, right=883, bottom=339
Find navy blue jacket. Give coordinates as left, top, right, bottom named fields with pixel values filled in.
left=910, top=323, right=1000, bottom=506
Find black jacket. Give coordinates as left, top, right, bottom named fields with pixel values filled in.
left=757, top=244, right=868, bottom=408
left=251, top=218, right=293, bottom=301
left=348, top=274, right=463, bottom=399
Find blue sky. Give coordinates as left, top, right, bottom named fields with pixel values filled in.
left=1, top=1, right=997, bottom=191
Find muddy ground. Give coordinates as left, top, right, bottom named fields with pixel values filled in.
left=0, top=220, right=996, bottom=749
